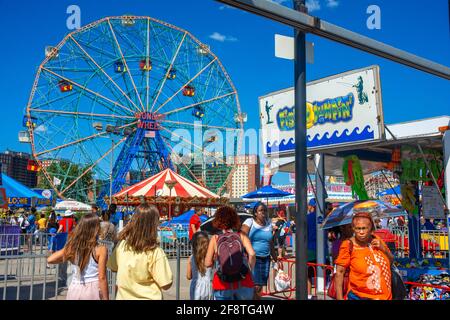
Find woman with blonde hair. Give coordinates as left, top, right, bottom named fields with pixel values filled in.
left=107, top=204, right=173, bottom=300
left=47, top=213, right=109, bottom=300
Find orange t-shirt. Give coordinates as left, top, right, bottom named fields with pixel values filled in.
left=335, top=238, right=392, bottom=300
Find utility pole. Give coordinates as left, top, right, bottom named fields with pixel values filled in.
left=293, top=0, right=308, bottom=300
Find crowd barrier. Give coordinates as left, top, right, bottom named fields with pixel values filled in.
left=388, top=227, right=448, bottom=259
left=0, top=253, right=62, bottom=300
left=261, top=258, right=334, bottom=300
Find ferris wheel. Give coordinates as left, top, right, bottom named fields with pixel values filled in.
left=24, top=15, right=244, bottom=204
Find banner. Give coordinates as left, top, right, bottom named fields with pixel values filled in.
left=260, top=65, right=384, bottom=157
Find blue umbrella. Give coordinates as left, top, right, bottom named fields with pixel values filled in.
left=242, top=186, right=292, bottom=207
left=321, top=199, right=407, bottom=229
left=244, top=202, right=259, bottom=209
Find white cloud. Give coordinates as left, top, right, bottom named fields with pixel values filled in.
left=209, top=32, right=238, bottom=42
left=306, top=0, right=321, bottom=12
left=326, top=0, right=339, bottom=8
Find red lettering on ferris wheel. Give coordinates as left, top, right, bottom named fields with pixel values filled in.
left=137, top=122, right=160, bottom=130
left=135, top=112, right=165, bottom=121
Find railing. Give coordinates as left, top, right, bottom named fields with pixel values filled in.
left=261, top=258, right=334, bottom=300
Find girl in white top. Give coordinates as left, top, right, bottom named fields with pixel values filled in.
left=48, top=213, right=109, bottom=300
left=187, top=231, right=213, bottom=300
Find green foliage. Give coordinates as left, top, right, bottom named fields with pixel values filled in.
left=37, top=160, right=94, bottom=202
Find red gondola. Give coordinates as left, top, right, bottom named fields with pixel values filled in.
left=183, top=85, right=195, bottom=97
left=58, top=80, right=73, bottom=92
left=139, top=58, right=152, bottom=71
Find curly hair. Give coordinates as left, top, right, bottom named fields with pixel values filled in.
left=212, top=206, right=240, bottom=231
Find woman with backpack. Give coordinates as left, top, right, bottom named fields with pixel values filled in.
left=187, top=231, right=213, bottom=300
left=205, top=206, right=256, bottom=300
left=241, top=202, right=278, bottom=299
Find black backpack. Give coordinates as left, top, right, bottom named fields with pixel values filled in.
left=216, top=232, right=249, bottom=283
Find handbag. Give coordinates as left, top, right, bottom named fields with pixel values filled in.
left=391, top=264, right=407, bottom=300
left=327, top=240, right=354, bottom=299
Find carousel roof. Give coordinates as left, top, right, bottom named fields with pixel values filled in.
left=113, top=168, right=219, bottom=199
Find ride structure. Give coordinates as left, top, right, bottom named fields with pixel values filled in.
left=24, top=15, right=244, bottom=207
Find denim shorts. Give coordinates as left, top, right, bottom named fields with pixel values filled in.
left=214, top=286, right=254, bottom=300
left=347, top=291, right=371, bottom=300
left=252, top=256, right=270, bottom=286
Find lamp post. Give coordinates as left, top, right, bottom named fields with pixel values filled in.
left=165, top=180, right=177, bottom=220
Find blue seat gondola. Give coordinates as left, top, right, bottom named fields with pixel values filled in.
left=114, top=61, right=126, bottom=73
left=192, top=106, right=204, bottom=119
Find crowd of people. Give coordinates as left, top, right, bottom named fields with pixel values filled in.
left=0, top=198, right=402, bottom=300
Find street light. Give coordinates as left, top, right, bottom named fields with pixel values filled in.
left=165, top=180, right=177, bottom=220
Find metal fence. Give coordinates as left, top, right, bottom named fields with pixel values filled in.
left=389, top=226, right=449, bottom=259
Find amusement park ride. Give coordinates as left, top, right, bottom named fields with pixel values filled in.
left=20, top=15, right=246, bottom=208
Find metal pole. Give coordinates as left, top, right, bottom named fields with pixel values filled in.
left=294, top=0, right=308, bottom=301
left=315, top=154, right=325, bottom=294
left=176, top=239, right=181, bottom=300
left=110, top=139, right=113, bottom=205
left=442, top=131, right=450, bottom=269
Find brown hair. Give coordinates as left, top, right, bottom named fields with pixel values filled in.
left=63, top=213, right=100, bottom=272
left=118, top=204, right=159, bottom=253
left=351, top=212, right=375, bottom=232
left=192, top=231, right=209, bottom=276
left=212, top=206, right=240, bottom=231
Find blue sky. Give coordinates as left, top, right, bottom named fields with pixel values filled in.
left=0, top=0, right=449, bottom=185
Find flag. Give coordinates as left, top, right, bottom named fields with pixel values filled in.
left=145, top=130, right=155, bottom=138
left=53, top=176, right=61, bottom=186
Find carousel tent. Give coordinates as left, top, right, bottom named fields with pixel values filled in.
left=114, top=168, right=220, bottom=198
left=112, top=169, right=228, bottom=216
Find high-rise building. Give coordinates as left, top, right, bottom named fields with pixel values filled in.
left=0, top=150, right=38, bottom=188
left=226, top=155, right=260, bottom=198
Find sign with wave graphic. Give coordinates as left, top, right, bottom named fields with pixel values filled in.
left=259, top=65, right=384, bottom=156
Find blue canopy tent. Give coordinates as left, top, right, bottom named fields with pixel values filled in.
left=1, top=173, right=45, bottom=208
left=160, top=210, right=208, bottom=228
left=242, top=185, right=293, bottom=207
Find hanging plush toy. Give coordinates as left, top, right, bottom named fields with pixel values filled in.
left=343, top=155, right=369, bottom=200
left=400, top=184, right=416, bottom=213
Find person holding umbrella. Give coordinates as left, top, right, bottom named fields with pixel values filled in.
left=241, top=202, right=277, bottom=299
left=334, top=211, right=394, bottom=300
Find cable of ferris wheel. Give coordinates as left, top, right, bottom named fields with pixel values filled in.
left=160, top=135, right=206, bottom=187
left=41, top=67, right=135, bottom=115
left=60, top=136, right=127, bottom=195
left=149, top=31, right=187, bottom=112
left=69, top=35, right=143, bottom=113
left=107, top=19, right=146, bottom=112
left=153, top=57, right=218, bottom=114
left=35, top=121, right=137, bottom=157
left=159, top=125, right=226, bottom=165
left=162, top=92, right=236, bottom=117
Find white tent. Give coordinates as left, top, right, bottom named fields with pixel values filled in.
left=54, top=200, right=92, bottom=212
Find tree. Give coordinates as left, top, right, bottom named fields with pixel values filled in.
left=37, top=160, right=94, bottom=202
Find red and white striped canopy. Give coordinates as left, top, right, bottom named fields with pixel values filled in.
left=114, top=169, right=219, bottom=198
